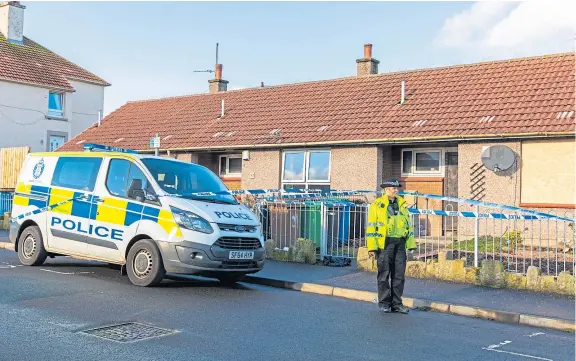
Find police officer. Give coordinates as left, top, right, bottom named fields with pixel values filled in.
left=366, top=178, right=417, bottom=314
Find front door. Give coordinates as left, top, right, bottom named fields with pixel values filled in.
left=443, top=152, right=458, bottom=236
left=48, top=135, right=66, bottom=152
left=46, top=156, right=103, bottom=256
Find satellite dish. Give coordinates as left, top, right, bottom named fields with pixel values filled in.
left=481, top=145, right=516, bottom=172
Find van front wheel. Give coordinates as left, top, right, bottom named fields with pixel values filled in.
left=17, top=225, right=48, bottom=266
left=126, top=239, right=165, bottom=287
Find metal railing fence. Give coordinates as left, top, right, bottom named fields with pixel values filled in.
left=0, top=190, right=14, bottom=216
left=240, top=191, right=575, bottom=277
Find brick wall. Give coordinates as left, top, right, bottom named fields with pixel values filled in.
left=198, top=153, right=219, bottom=174
left=389, top=147, right=402, bottom=179
left=222, top=179, right=242, bottom=190
left=381, top=145, right=394, bottom=180
left=174, top=152, right=199, bottom=163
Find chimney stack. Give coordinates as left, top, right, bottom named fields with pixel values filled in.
left=356, top=43, right=379, bottom=77
left=0, top=1, right=25, bottom=44
left=209, top=63, right=228, bottom=94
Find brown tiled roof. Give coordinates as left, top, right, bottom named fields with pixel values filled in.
left=0, top=33, right=110, bottom=90
left=60, top=53, right=574, bottom=152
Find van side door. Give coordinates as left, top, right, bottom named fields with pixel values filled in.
left=87, top=158, right=159, bottom=262
left=46, top=156, right=102, bottom=256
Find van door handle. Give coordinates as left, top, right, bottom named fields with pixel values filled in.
left=93, top=197, right=104, bottom=203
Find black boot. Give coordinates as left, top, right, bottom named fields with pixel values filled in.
left=392, top=305, right=409, bottom=314
left=379, top=305, right=392, bottom=313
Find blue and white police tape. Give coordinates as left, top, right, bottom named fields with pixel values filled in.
left=228, top=188, right=575, bottom=223
left=408, top=208, right=542, bottom=220
left=255, top=201, right=560, bottom=220
left=9, top=194, right=88, bottom=224
left=397, top=191, right=575, bottom=223
left=230, top=189, right=576, bottom=223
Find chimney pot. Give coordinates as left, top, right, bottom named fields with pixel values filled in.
left=364, top=44, right=372, bottom=58
left=215, top=64, right=222, bottom=80
left=261, top=81, right=264, bottom=87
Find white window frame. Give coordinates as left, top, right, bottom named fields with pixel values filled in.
left=401, top=148, right=445, bottom=177
left=48, top=91, right=65, bottom=118
left=218, top=154, right=242, bottom=178
left=281, top=149, right=331, bottom=190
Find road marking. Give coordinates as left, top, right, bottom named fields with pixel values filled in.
left=485, top=340, right=512, bottom=349
left=40, top=269, right=74, bottom=275
left=525, top=332, right=546, bottom=338
left=0, top=265, right=22, bottom=269
left=482, top=348, right=553, bottom=361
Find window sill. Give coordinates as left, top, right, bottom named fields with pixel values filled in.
left=400, top=176, right=444, bottom=181
left=220, top=176, right=242, bottom=181
left=45, top=115, right=68, bottom=121
left=519, top=203, right=575, bottom=209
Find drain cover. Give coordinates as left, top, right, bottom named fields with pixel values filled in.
left=80, top=322, right=178, bottom=343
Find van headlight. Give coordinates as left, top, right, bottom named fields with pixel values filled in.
left=170, top=206, right=214, bottom=234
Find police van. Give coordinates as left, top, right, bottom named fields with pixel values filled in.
left=8, top=144, right=265, bottom=286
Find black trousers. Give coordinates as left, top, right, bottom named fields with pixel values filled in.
left=376, top=237, right=407, bottom=308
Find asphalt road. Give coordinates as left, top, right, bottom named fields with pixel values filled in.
left=0, top=249, right=574, bottom=361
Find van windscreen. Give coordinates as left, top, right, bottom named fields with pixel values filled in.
left=141, top=158, right=237, bottom=205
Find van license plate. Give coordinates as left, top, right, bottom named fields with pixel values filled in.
left=229, top=251, right=254, bottom=260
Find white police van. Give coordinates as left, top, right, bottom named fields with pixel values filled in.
left=9, top=144, right=265, bottom=286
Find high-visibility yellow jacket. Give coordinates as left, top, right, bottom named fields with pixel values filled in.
left=366, top=195, right=417, bottom=251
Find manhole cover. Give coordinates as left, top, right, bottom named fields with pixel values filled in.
left=79, top=322, right=178, bottom=343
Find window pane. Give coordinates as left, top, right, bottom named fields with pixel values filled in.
left=48, top=93, right=62, bottom=110
left=283, top=152, right=305, bottom=181
left=127, top=162, right=154, bottom=199
left=106, top=159, right=130, bottom=197
left=219, top=157, right=227, bottom=175
left=307, top=151, right=330, bottom=181
left=306, top=184, right=331, bottom=192
left=402, top=151, right=413, bottom=173
left=51, top=157, right=102, bottom=191
left=228, top=158, right=242, bottom=174
left=283, top=183, right=306, bottom=191
left=415, top=151, right=440, bottom=172
left=48, top=93, right=63, bottom=117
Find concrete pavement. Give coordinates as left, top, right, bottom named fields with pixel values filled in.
left=251, top=260, right=575, bottom=321
left=0, top=249, right=573, bottom=361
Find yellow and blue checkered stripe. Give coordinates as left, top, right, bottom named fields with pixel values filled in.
left=12, top=183, right=182, bottom=237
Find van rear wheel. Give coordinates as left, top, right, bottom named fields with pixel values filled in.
left=17, top=225, right=47, bottom=266
left=126, top=239, right=165, bottom=287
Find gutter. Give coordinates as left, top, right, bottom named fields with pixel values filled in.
left=0, top=77, right=74, bottom=92
left=134, top=131, right=575, bottom=153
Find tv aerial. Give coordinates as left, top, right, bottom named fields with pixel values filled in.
left=193, top=43, right=219, bottom=74
left=481, top=145, right=516, bottom=172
